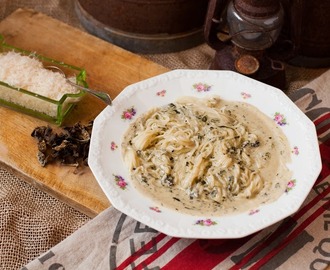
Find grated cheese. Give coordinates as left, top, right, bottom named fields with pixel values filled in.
left=0, top=51, right=80, bottom=117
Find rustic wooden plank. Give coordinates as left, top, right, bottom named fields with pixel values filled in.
left=0, top=8, right=168, bottom=217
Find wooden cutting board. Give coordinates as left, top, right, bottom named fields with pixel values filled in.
left=0, top=8, right=169, bottom=217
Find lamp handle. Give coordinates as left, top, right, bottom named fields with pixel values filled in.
left=204, top=0, right=231, bottom=51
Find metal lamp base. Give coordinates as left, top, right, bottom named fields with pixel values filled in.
left=209, top=46, right=286, bottom=90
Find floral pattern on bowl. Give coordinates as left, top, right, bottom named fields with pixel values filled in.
left=286, top=179, right=296, bottom=193
left=292, top=146, right=299, bottom=155
left=150, top=206, right=161, bottom=213
left=121, top=107, right=136, bottom=120
left=114, top=175, right=128, bottom=190
left=193, top=82, right=212, bottom=92
left=241, top=92, right=252, bottom=99
left=156, top=89, right=167, bottom=97
left=110, top=141, right=118, bottom=151
left=274, top=112, right=287, bottom=126
left=248, top=209, right=260, bottom=215
left=195, top=219, right=217, bottom=226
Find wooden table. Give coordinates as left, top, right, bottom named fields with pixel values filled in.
left=0, top=8, right=168, bottom=217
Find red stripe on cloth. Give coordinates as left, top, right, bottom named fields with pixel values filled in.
left=317, top=122, right=330, bottom=136
left=134, top=237, right=181, bottom=270
left=316, top=143, right=330, bottom=185
left=162, top=236, right=256, bottom=270
left=250, top=199, right=330, bottom=269
left=116, top=233, right=167, bottom=270
left=314, top=112, right=330, bottom=126
left=229, top=176, right=330, bottom=270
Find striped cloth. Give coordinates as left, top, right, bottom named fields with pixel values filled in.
left=24, top=69, right=330, bottom=270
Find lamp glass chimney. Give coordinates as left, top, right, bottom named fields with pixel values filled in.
left=226, top=0, right=284, bottom=51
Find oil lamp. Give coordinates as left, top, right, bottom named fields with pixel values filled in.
left=204, top=0, right=286, bottom=89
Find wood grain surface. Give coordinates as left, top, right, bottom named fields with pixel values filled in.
left=0, top=8, right=168, bottom=217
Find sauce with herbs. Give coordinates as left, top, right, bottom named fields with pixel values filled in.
left=122, top=96, right=292, bottom=216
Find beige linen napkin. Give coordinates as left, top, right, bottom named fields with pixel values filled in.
left=23, top=69, right=330, bottom=270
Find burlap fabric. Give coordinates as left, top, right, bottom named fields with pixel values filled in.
left=0, top=0, right=328, bottom=269
left=0, top=168, right=90, bottom=269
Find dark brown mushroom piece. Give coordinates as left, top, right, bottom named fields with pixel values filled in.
left=31, top=121, right=93, bottom=167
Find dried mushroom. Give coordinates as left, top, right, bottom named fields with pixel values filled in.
left=31, top=121, right=93, bottom=167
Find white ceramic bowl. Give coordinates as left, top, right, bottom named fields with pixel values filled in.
left=89, top=70, right=321, bottom=239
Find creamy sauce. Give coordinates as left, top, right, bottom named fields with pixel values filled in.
left=122, top=96, right=292, bottom=216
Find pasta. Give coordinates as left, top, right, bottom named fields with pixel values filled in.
left=122, top=96, right=291, bottom=215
